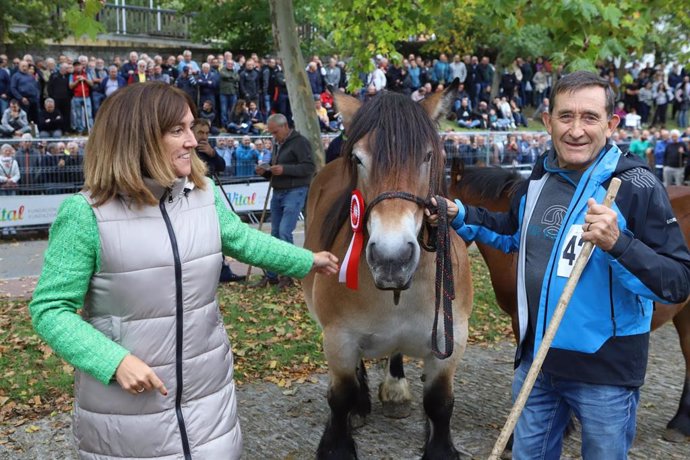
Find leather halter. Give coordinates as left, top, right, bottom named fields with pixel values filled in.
left=362, top=190, right=456, bottom=359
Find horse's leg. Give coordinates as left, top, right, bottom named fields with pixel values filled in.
left=350, top=359, right=372, bottom=429
left=378, top=352, right=412, bottom=418
left=421, top=356, right=461, bottom=459
left=664, top=302, right=690, bottom=442
left=317, top=333, right=361, bottom=459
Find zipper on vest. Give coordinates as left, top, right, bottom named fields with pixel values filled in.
left=159, top=194, right=192, bottom=460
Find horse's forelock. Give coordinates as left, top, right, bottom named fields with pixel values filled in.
left=343, top=93, right=445, bottom=195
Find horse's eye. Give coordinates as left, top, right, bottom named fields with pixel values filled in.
left=352, top=155, right=363, bottom=166
left=424, top=151, right=433, bottom=162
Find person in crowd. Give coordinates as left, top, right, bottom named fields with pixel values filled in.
left=628, top=129, right=652, bottom=163
left=676, top=75, right=690, bottom=129
left=215, top=136, right=235, bottom=176
left=233, top=135, right=261, bottom=177
left=198, top=100, right=219, bottom=135
left=247, top=100, right=266, bottom=134
left=323, top=57, right=341, bottom=90
left=651, top=128, right=670, bottom=179
left=637, top=80, right=653, bottom=126
left=127, top=60, right=150, bottom=85
left=252, top=113, right=315, bottom=289
left=13, top=133, right=42, bottom=191
left=261, top=57, right=277, bottom=114
left=456, top=97, right=481, bottom=129
left=0, top=143, right=20, bottom=236
left=89, top=58, right=108, bottom=115
left=624, top=107, right=642, bottom=131
left=38, top=98, right=64, bottom=138
left=29, top=82, right=338, bottom=459
left=652, top=81, right=673, bottom=127
left=0, top=99, right=31, bottom=137
left=100, top=65, right=127, bottom=100
left=48, top=63, right=72, bottom=133
left=149, top=64, right=170, bottom=85
left=119, top=51, right=139, bottom=80
left=69, top=61, right=93, bottom=135
left=175, top=66, right=198, bottom=104
left=219, top=57, right=240, bottom=129
left=663, top=129, right=687, bottom=186
left=304, top=61, right=323, bottom=97
left=197, top=63, right=218, bottom=114
left=428, top=71, right=690, bottom=460
left=254, top=139, right=271, bottom=165
left=367, top=58, right=387, bottom=93
left=0, top=57, right=10, bottom=115
left=176, top=49, right=200, bottom=75
left=239, top=59, right=261, bottom=106
left=9, top=60, right=40, bottom=123
left=532, top=97, right=550, bottom=124
left=226, top=99, right=252, bottom=135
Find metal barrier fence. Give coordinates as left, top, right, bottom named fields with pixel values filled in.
left=0, top=132, right=549, bottom=232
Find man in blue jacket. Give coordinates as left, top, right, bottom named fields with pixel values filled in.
left=10, top=60, right=40, bottom=123
left=430, top=71, right=690, bottom=459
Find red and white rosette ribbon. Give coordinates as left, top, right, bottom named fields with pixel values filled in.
left=339, top=190, right=365, bottom=290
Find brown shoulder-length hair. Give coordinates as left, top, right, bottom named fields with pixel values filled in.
left=83, top=82, right=207, bottom=207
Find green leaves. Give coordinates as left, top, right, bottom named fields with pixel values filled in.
left=64, top=0, right=105, bottom=41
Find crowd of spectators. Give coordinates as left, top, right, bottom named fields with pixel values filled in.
left=0, top=47, right=688, bottom=204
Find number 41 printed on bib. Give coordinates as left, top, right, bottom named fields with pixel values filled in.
left=557, top=224, right=592, bottom=278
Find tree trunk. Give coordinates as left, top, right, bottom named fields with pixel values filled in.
left=268, top=0, right=324, bottom=169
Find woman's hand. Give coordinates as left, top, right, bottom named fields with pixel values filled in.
left=425, top=197, right=459, bottom=226
left=115, top=354, right=168, bottom=396
left=311, top=251, right=339, bottom=275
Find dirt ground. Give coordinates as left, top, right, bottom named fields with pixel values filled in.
left=0, top=321, right=687, bottom=459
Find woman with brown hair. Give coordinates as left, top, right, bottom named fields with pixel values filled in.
left=226, top=98, right=252, bottom=134
left=29, top=82, right=337, bottom=459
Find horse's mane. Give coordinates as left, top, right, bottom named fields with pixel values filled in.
left=456, top=165, right=524, bottom=200
left=320, top=92, right=447, bottom=250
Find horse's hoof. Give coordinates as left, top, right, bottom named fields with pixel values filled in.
left=381, top=400, right=412, bottom=419
left=350, top=413, right=366, bottom=429
left=662, top=427, right=690, bottom=443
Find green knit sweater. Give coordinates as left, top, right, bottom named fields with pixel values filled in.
left=29, top=185, right=314, bottom=385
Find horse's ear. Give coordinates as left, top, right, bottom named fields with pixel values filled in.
left=334, top=91, right=361, bottom=131
left=420, top=77, right=460, bottom=121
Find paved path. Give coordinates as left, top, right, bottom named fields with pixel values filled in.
left=1, top=229, right=688, bottom=459
left=1, top=324, right=687, bottom=459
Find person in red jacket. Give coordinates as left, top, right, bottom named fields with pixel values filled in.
left=68, top=61, right=93, bottom=134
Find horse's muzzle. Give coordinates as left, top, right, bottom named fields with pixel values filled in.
left=366, top=241, right=419, bottom=290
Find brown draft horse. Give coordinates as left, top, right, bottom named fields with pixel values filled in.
left=449, top=161, right=690, bottom=443
left=302, top=85, right=473, bottom=459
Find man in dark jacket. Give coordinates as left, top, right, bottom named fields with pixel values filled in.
left=48, top=63, right=72, bottom=133
left=38, top=98, right=64, bottom=138
left=239, top=59, right=260, bottom=105
left=252, top=113, right=315, bottom=289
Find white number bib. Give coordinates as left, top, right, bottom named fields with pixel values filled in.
left=557, top=224, right=592, bottom=277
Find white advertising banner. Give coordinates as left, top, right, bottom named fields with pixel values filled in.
left=218, top=180, right=272, bottom=213
left=1, top=193, right=69, bottom=228
left=1, top=181, right=271, bottom=228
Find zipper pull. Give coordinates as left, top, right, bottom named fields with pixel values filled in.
left=167, top=187, right=173, bottom=203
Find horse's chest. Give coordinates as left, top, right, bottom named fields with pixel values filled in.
left=349, top=301, right=435, bottom=359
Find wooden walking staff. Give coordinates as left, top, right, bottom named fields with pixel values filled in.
left=489, top=177, right=622, bottom=460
